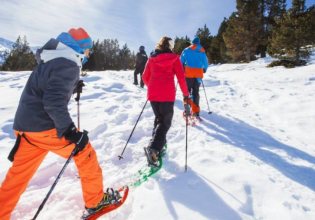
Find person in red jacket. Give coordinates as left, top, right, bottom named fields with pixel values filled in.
left=142, top=36, right=190, bottom=167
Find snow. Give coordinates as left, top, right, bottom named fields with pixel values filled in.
left=0, top=56, right=315, bottom=220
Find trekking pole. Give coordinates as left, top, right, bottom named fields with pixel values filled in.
left=74, top=80, right=85, bottom=129
left=183, top=98, right=190, bottom=172
left=185, top=112, right=188, bottom=172
left=118, top=99, right=148, bottom=160
left=76, top=98, right=80, bottom=129
left=32, top=146, right=80, bottom=219
left=201, top=80, right=212, bottom=114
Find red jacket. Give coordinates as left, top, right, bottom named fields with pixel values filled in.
left=142, top=50, right=189, bottom=102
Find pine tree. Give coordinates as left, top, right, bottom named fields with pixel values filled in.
left=1, top=36, right=36, bottom=71
left=173, top=36, right=191, bottom=55
left=208, top=18, right=231, bottom=63
left=223, top=0, right=262, bottom=62
left=195, top=24, right=213, bottom=54
left=268, top=0, right=312, bottom=63
left=119, top=44, right=134, bottom=70
left=84, top=39, right=135, bottom=71
left=304, top=5, right=315, bottom=45
left=257, top=0, right=287, bottom=57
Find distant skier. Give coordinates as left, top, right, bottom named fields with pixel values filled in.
left=0, top=28, right=123, bottom=219
left=142, top=36, right=190, bottom=167
left=133, top=45, right=148, bottom=88
left=180, top=37, right=209, bottom=119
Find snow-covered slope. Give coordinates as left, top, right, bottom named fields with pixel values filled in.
left=0, top=56, right=315, bottom=220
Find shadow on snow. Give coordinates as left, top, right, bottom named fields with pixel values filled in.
left=199, top=112, right=315, bottom=192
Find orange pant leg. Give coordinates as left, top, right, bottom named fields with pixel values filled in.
left=26, top=129, right=104, bottom=208
left=0, top=133, right=48, bottom=220
left=0, top=129, right=104, bottom=219
left=72, top=143, right=104, bottom=208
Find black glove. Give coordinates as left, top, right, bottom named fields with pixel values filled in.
left=64, top=123, right=89, bottom=155
left=183, top=96, right=191, bottom=115
left=73, top=80, right=85, bottom=94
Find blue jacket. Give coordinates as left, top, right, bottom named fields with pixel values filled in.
left=180, top=44, right=209, bottom=78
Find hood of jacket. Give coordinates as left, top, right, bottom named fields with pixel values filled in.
left=36, top=35, right=85, bottom=68
left=150, top=49, right=178, bottom=67
left=189, top=44, right=205, bottom=52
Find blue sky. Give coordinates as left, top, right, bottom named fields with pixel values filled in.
left=0, top=0, right=313, bottom=53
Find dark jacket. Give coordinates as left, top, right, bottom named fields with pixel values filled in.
left=135, top=50, right=148, bottom=69
left=142, top=49, right=189, bottom=102
left=13, top=38, right=84, bottom=138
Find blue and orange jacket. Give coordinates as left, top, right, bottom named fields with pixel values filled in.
left=180, top=44, right=209, bottom=78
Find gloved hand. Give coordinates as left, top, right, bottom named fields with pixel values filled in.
left=183, top=96, right=191, bottom=115
left=73, top=80, right=85, bottom=94
left=64, top=123, right=89, bottom=155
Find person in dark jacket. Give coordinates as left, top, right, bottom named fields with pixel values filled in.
left=180, top=37, right=209, bottom=118
left=0, top=28, right=120, bottom=219
left=133, top=45, right=148, bottom=88
left=142, top=36, right=190, bottom=167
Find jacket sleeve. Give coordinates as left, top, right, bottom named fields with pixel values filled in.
left=180, top=52, right=186, bottom=65
left=136, top=52, right=142, bottom=68
left=142, top=58, right=151, bottom=87
left=203, top=53, right=209, bottom=72
left=174, top=58, right=189, bottom=96
left=43, top=61, right=79, bottom=138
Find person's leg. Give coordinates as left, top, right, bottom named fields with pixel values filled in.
left=185, top=78, right=193, bottom=94
left=192, top=78, right=201, bottom=114
left=185, top=78, right=200, bottom=114
left=152, top=116, right=159, bottom=137
left=0, top=132, right=48, bottom=220
left=72, top=143, right=103, bottom=208
left=149, top=102, right=174, bottom=152
left=150, top=101, right=161, bottom=141
left=139, top=68, right=145, bottom=88
left=45, top=129, right=104, bottom=209
left=133, top=69, right=139, bottom=85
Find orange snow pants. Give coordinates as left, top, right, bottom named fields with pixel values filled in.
left=0, top=129, right=104, bottom=220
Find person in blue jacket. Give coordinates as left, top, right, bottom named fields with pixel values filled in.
left=180, top=37, right=209, bottom=118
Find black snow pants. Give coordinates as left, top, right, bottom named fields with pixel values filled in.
left=186, top=77, right=201, bottom=111
left=134, top=67, right=145, bottom=87
left=149, top=101, right=174, bottom=152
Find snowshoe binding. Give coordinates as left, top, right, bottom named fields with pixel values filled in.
left=144, top=147, right=162, bottom=168
left=81, top=185, right=129, bottom=220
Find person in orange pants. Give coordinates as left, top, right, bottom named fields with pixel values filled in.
left=0, top=28, right=113, bottom=219
left=0, top=129, right=104, bottom=219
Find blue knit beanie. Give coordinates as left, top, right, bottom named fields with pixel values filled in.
left=192, top=37, right=200, bottom=45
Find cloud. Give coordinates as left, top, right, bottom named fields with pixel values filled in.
left=0, top=0, right=237, bottom=53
